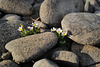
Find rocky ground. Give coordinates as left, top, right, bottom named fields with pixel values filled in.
left=0, top=0, right=100, bottom=67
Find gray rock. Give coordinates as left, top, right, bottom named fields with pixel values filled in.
left=0, top=60, right=20, bottom=67
left=90, top=63, right=100, bottom=67
left=0, top=20, right=27, bottom=55
left=2, top=14, right=21, bottom=21
left=33, top=59, right=59, bottom=67
left=0, top=0, right=33, bottom=15
left=40, top=0, right=84, bottom=27
left=52, top=51, right=79, bottom=67
left=71, top=42, right=84, bottom=56
left=35, top=0, right=44, bottom=3
left=97, top=0, right=100, bottom=6
left=94, top=11, right=100, bottom=16
left=84, top=0, right=99, bottom=12
left=40, top=29, right=50, bottom=33
left=61, top=13, right=100, bottom=46
left=81, top=45, right=100, bottom=66
left=25, top=0, right=34, bottom=5
left=5, top=32, right=58, bottom=63
left=84, top=1, right=94, bottom=12
left=34, top=21, right=47, bottom=29
left=0, top=12, right=2, bottom=17
left=1, top=52, right=12, bottom=60
left=32, top=3, right=41, bottom=19
left=71, top=43, right=100, bottom=67
left=44, top=46, right=68, bottom=59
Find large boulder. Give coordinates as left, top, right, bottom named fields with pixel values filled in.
left=61, top=13, right=100, bottom=46
left=5, top=32, right=58, bottom=63
left=33, top=59, right=59, bottom=67
left=0, top=0, right=33, bottom=15
left=40, top=0, right=84, bottom=27
left=0, top=60, right=20, bottom=67
left=52, top=51, right=79, bottom=67
left=0, top=20, right=27, bottom=55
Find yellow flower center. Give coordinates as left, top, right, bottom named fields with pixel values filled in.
left=19, top=28, right=22, bottom=31
left=58, top=31, right=61, bottom=34
left=62, top=33, right=66, bottom=36
left=52, top=29, right=55, bottom=31
left=34, top=24, right=36, bottom=26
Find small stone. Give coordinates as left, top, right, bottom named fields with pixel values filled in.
left=25, top=0, right=34, bottom=5
left=33, top=59, right=59, bottom=67
left=52, top=51, right=79, bottom=67
left=40, top=29, right=50, bottom=33
left=0, top=60, right=20, bottom=67
left=34, top=21, right=47, bottom=29
left=71, top=42, right=100, bottom=67
left=84, top=0, right=99, bottom=12
left=2, top=14, right=21, bottom=21
left=1, top=52, right=12, bottom=60
left=94, top=11, right=100, bottom=16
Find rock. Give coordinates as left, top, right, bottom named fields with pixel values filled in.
left=40, top=0, right=84, bottom=27
left=2, top=14, right=21, bottom=21
left=90, top=63, right=100, bottom=67
left=1, top=52, right=12, bottom=60
left=71, top=43, right=100, bottom=67
left=94, top=11, right=100, bottom=16
left=84, top=0, right=99, bottom=12
left=33, top=59, right=59, bottom=67
left=35, top=0, right=44, bottom=3
left=0, top=12, right=2, bottom=18
left=52, top=51, right=79, bottom=67
left=84, top=1, right=94, bottom=12
left=0, top=20, right=27, bottom=55
left=71, top=42, right=84, bottom=56
left=81, top=45, right=100, bottom=65
left=0, top=0, right=33, bottom=15
left=61, top=13, right=100, bottom=46
left=40, top=29, right=50, bottom=33
left=44, top=46, right=69, bottom=59
left=5, top=32, right=58, bottom=63
left=97, top=0, right=100, bottom=6
left=20, top=62, right=33, bottom=67
left=0, top=60, right=20, bottom=67
left=34, top=21, right=47, bottom=29
left=32, top=3, right=41, bottom=19
left=25, top=0, right=34, bottom=5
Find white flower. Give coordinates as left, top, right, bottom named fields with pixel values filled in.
left=18, top=27, right=22, bottom=31
left=27, top=26, right=31, bottom=29
left=30, top=27, right=33, bottom=30
left=27, top=26, right=33, bottom=30
left=32, top=23, right=38, bottom=27
left=62, top=32, right=67, bottom=36
left=56, top=28, right=62, bottom=34
left=51, top=27, right=56, bottom=32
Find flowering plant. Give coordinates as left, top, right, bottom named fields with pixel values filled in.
left=18, top=23, right=40, bottom=37
left=51, top=27, right=68, bottom=46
